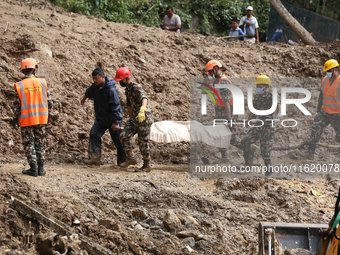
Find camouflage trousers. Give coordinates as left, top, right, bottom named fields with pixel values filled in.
left=21, top=125, right=46, bottom=165
left=231, top=124, right=275, bottom=166
left=309, top=108, right=340, bottom=146
left=120, top=118, right=152, bottom=161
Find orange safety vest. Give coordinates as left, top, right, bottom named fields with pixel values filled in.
left=321, top=76, right=340, bottom=114
left=14, top=77, right=49, bottom=127
left=213, top=74, right=233, bottom=106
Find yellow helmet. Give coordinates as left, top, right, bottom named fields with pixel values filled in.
left=254, top=75, right=271, bottom=85
left=323, top=59, right=339, bottom=72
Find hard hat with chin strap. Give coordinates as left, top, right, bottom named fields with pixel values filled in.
left=21, top=58, right=38, bottom=70
left=114, top=67, right=132, bottom=81
left=205, top=60, right=222, bottom=72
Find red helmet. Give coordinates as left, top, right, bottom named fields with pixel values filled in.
left=114, top=67, right=131, bottom=81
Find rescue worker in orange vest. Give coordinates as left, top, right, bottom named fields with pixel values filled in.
left=303, top=59, right=340, bottom=159
left=205, top=60, right=233, bottom=161
left=12, top=58, right=53, bottom=177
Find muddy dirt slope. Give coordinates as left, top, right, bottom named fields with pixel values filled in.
left=1, top=0, right=340, bottom=164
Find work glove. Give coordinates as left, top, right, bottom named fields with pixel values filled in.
left=12, top=118, right=19, bottom=130
left=277, top=113, right=283, bottom=120
left=137, top=106, right=147, bottom=123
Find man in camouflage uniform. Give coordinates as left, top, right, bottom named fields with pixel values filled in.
left=303, top=59, right=340, bottom=159
left=230, top=75, right=282, bottom=176
left=114, top=67, right=154, bottom=172
left=205, top=60, right=233, bottom=161
left=12, top=58, right=53, bottom=177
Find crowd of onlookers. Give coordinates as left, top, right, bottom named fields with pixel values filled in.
left=162, top=5, right=261, bottom=43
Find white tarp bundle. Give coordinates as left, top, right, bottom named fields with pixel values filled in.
left=150, top=120, right=231, bottom=148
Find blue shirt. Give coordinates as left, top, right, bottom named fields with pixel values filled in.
left=228, top=27, right=245, bottom=41
left=239, top=16, right=259, bottom=36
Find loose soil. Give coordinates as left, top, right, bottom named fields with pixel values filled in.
left=1, top=0, right=340, bottom=254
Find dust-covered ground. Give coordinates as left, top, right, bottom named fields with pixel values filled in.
left=0, top=166, right=339, bottom=255
left=1, top=0, right=340, bottom=254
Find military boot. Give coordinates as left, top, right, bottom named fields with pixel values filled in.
left=119, top=151, right=137, bottom=168
left=22, top=163, right=38, bottom=177
left=301, top=145, right=316, bottom=160
left=38, top=162, right=46, bottom=176
left=135, top=159, right=151, bottom=172
left=117, top=153, right=127, bottom=166
left=244, top=149, right=254, bottom=166
left=264, top=162, right=273, bottom=177
left=219, top=149, right=230, bottom=163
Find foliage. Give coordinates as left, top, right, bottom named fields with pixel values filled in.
left=48, top=0, right=271, bottom=39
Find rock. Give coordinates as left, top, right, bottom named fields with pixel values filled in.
left=163, top=210, right=181, bottom=231
left=72, top=219, right=80, bottom=225
left=37, top=43, right=53, bottom=58
left=176, top=230, right=203, bottom=241
left=134, top=224, right=143, bottom=231
left=182, top=237, right=195, bottom=248
left=140, top=223, right=150, bottom=229
left=158, top=229, right=165, bottom=236
left=132, top=208, right=148, bottom=220
left=98, top=219, right=122, bottom=232
left=150, top=225, right=160, bottom=231
left=131, top=221, right=138, bottom=227
left=186, top=245, right=194, bottom=253
left=146, top=218, right=157, bottom=226
left=201, top=219, right=214, bottom=228
left=178, top=213, right=200, bottom=227
left=195, top=240, right=210, bottom=250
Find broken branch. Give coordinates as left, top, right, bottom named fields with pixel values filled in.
left=10, top=196, right=114, bottom=255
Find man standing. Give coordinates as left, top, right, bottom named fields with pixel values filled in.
left=239, top=6, right=259, bottom=43
left=81, top=68, right=126, bottom=166
left=228, top=18, right=245, bottom=41
left=114, top=67, right=154, bottom=172
left=162, top=6, right=181, bottom=33
left=12, top=58, right=53, bottom=177
left=230, top=75, right=282, bottom=176
left=205, top=60, right=233, bottom=161
left=303, top=59, right=340, bottom=159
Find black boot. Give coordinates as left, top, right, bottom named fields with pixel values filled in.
left=265, top=164, right=273, bottom=177
left=243, top=149, right=254, bottom=166
left=302, top=145, right=316, bottom=160
left=22, top=163, right=38, bottom=177
left=38, top=162, right=46, bottom=176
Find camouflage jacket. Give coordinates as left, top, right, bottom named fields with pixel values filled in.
left=125, top=82, right=153, bottom=125
left=213, top=74, right=231, bottom=118
left=12, top=77, right=53, bottom=118
left=253, top=92, right=280, bottom=120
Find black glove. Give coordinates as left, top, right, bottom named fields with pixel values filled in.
left=12, top=118, right=19, bottom=130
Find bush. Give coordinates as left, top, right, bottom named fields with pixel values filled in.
left=48, top=0, right=270, bottom=38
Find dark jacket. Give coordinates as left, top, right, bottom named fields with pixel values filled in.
left=85, top=77, right=123, bottom=126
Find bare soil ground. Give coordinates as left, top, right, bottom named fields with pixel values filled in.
left=1, top=0, right=340, bottom=254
